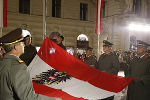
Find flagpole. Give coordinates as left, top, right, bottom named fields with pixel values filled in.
left=43, top=0, right=47, bottom=40
left=96, top=0, right=102, bottom=59
left=97, top=33, right=100, bottom=59
left=0, top=27, right=2, bottom=37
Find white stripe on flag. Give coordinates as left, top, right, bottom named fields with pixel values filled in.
left=28, top=55, right=118, bottom=99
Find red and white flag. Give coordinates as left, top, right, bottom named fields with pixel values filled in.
left=28, top=37, right=132, bottom=100
left=96, top=0, right=103, bottom=34
left=0, top=0, right=7, bottom=28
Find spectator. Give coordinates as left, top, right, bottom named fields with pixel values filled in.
left=84, top=47, right=97, bottom=69
left=20, top=33, right=37, bottom=66
left=0, top=28, right=58, bottom=100
left=127, top=40, right=150, bottom=100
left=97, top=40, right=120, bottom=100
left=49, top=32, right=66, bottom=50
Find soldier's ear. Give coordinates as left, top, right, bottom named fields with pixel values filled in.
left=13, top=43, right=19, bottom=50
left=13, top=45, right=17, bottom=50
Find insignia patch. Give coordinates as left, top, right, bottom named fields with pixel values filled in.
left=18, top=59, right=24, bottom=63
left=32, top=69, right=72, bottom=85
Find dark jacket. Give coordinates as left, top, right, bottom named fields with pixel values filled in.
left=0, top=54, right=57, bottom=100
left=20, top=44, right=37, bottom=66
left=127, top=54, right=150, bottom=100
left=97, top=52, right=120, bottom=75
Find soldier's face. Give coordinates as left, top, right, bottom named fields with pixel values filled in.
left=137, top=46, right=147, bottom=56
left=86, top=50, right=92, bottom=56
left=56, top=36, right=62, bottom=44
left=103, top=46, right=111, bottom=53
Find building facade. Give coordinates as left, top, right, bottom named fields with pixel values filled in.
left=1, top=0, right=150, bottom=56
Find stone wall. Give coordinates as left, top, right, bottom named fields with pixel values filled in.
left=2, top=0, right=150, bottom=56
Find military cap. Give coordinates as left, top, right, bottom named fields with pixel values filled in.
left=0, top=28, right=25, bottom=45
left=49, top=32, right=61, bottom=40
left=137, top=40, right=150, bottom=47
left=103, top=40, right=113, bottom=47
left=22, top=30, right=31, bottom=37
left=86, top=47, right=93, bottom=51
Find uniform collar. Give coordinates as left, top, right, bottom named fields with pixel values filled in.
left=4, top=54, right=19, bottom=60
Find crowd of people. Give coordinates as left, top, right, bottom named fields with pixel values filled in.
left=0, top=28, right=150, bottom=100
left=77, top=40, right=150, bottom=100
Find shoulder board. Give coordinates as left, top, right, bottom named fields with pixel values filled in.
left=17, top=59, right=24, bottom=63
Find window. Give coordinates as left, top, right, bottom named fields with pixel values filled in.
left=102, top=0, right=105, bottom=18
left=80, top=3, right=88, bottom=21
left=52, top=0, right=61, bottom=18
left=19, top=0, right=30, bottom=14
left=147, top=2, right=150, bottom=18
left=133, top=0, right=141, bottom=14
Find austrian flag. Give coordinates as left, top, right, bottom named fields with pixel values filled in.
left=28, top=37, right=132, bottom=100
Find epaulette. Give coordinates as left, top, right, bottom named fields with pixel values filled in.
left=17, top=59, right=24, bottom=63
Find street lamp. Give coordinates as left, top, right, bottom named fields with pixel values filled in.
left=128, top=23, right=150, bottom=32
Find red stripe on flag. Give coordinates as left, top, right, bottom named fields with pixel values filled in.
left=37, top=37, right=133, bottom=93
left=33, top=82, right=86, bottom=100
left=96, top=0, right=103, bottom=34
left=3, top=0, right=7, bottom=27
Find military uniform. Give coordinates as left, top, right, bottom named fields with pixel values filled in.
left=127, top=40, right=150, bottom=100
left=97, top=40, right=120, bottom=100
left=0, top=54, right=56, bottom=100
left=84, top=54, right=97, bottom=69
left=127, top=54, right=150, bottom=100
left=97, top=40, right=120, bottom=75
left=0, top=28, right=58, bottom=100
left=58, top=42, right=66, bottom=50
left=97, top=52, right=120, bottom=75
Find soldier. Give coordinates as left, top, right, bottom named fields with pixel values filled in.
left=0, top=28, right=59, bottom=100
left=20, top=32, right=37, bottom=66
left=57, top=35, right=66, bottom=50
left=97, top=40, right=120, bottom=100
left=84, top=47, right=97, bottom=69
left=127, top=40, right=150, bottom=100
left=49, top=32, right=66, bottom=50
